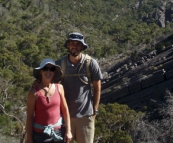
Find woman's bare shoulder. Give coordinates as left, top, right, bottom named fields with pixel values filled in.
left=27, top=86, right=37, bottom=98
left=55, top=83, right=64, bottom=95
left=57, top=83, right=63, bottom=88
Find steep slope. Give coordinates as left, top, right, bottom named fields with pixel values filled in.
left=100, top=33, right=173, bottom=109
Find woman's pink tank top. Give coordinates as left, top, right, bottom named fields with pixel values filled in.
left=34, top=84, right=61, bottom=132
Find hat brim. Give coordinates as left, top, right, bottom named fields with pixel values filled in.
left=64, top=39, right=88, bottom=50
left=33, top=65, right=62, bottom=83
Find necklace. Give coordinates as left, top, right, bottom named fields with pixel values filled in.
left=40, top=83, right=53, bottom=103
left=47, top=84, right=53, bottom=103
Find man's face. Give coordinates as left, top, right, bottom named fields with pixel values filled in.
left=67, top=40, right=84, bottom=57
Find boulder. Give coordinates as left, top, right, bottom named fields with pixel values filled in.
left=141, top=74, right=165, bottom=89
left=128, top=80, right=142, bottom=94
left=165, top=69, right=173, bottom=80
left=109, top=86, right=130, bottom=102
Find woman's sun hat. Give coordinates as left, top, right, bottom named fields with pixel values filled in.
left=33, top=58, right=62, bottom=82
left=64, top=32, right=88, bottom=50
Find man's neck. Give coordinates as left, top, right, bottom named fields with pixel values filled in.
left=69, top=53, right=82, bottom=65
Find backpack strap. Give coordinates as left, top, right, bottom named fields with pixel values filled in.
left=60, top=54, right=92, bottom=85
left=75, top=54, right=92, bottom=85
left=85, top=54, right=92, bottom=85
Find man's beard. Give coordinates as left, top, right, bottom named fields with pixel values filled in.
left=69, top=49, right=80, bottom=57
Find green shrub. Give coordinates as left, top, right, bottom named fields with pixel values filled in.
left=94, top=103, right=142, bottom=142
left=0, top=114, right=9, bottom=127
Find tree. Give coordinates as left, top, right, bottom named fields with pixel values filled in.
left=131, top=90, right=173, bottom=143
left=95, top=103, right=141, bottom=143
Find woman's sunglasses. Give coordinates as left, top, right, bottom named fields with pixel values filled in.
left=41, top=66, right=56, bottom=72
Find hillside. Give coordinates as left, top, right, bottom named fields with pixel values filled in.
left=0, top=0, right=173, bottom=142
left=101, top=36, right=173, bottom=108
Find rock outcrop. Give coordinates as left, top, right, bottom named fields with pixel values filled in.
left=100, top=43, right=173, bottom=109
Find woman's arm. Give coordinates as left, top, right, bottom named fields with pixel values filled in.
left=25, top=88, right=36, bottom=143
left=58, top=84, right=72, bottom=142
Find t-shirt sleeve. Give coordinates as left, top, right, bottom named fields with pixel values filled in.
left=55, top=59, right=61, bottom=67
left=90, top=58, right=103, bottom=81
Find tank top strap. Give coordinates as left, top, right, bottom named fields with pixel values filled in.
left=54, top=84, right=59, bottom=95
left=54, top=84, right=63, bottom=118
left=55, top=84, right=58, bottom=90
left=33, top=86, right=42, bottom=97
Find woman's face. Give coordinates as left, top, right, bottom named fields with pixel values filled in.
left=40, top=64, right=56, bottom=81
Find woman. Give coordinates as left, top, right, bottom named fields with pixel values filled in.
left=25, top=58, right=72, bottom=143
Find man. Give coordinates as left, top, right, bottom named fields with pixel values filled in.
left=55, top=32, right=103, bottom=143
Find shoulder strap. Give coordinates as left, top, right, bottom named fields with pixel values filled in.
left=60, top=54, right=92, bottom=85
left=85, top=54, right=92, bottom=85
left=77, top=54, right=92, bottom=85
left=55, top=83, right=59, bottom=93
left=32, top=86, right=41, bottom=100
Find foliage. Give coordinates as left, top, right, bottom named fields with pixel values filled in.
left=95, top=103, right=142, bottom=143
left=131, top=90, right=173, bottom=143
left=0, top=114, right=9, bottom=127
left=0, top=0, right=173, bottom=141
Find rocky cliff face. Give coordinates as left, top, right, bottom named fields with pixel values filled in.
left=135, top=0, right=173, bottom=28
left=100, top=33, right=173, bottom=110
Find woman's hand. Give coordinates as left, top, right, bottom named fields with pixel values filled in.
left=64, top=130, right=73, bottom=143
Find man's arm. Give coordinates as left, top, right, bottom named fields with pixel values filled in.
left=92, top=80, right=101, bottom=113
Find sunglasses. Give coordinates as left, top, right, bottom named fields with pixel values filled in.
left=41, top=66, right=56, bottom=72
left=68, top=34, right=83, bottom=40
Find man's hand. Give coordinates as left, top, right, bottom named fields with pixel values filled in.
left=32, top=80, right=40, bottom=88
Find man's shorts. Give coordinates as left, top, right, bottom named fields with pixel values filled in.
left=70, top=116, right=95, bottom=143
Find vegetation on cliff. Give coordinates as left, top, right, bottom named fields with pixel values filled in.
left=0, top=0, right=173, bottom=142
